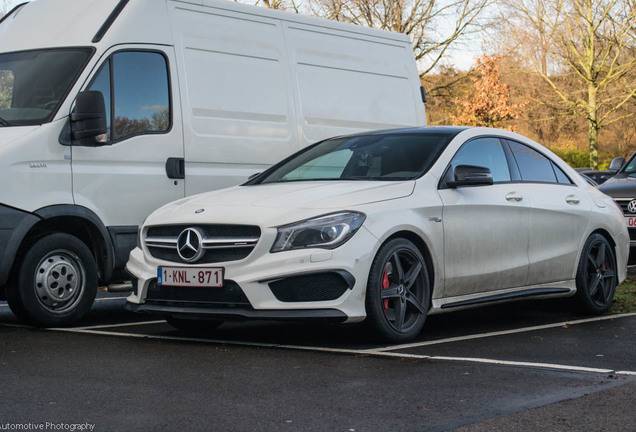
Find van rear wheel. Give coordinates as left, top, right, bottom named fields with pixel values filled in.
left=6, top=233, right=98, bottom=327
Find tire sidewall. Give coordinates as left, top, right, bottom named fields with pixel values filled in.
left=11, top=233, right=98, bottom=327
left=365, top=238, right=430, bottom=343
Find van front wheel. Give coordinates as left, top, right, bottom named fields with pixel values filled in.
left=7, top=233, right=98, bottom=327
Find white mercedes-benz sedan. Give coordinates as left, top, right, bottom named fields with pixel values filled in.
left=125, top=127, right=629, bottom=342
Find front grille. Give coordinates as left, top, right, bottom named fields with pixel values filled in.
left=145, top=224, right=261, bottom=264
left=269, top=272, right=353, bottom=302
left=630, top=230, right=636, bottom=242
left=615, top=199, right=635, bottom=215
left=145, top=279, right=252, bottom=309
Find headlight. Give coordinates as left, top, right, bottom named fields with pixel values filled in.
left=271, top=211, right=366, bottom=253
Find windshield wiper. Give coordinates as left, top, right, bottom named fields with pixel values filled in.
left=0, top=116, right=10, bottom=127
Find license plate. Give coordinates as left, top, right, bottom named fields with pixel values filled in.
left=626, top=217, right=636, bottom=228
left=157, top=266, right=224, bottom=287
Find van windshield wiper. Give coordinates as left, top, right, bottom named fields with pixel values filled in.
left=0, top=116, right=10, bottom=126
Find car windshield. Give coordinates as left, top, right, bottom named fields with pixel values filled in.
left=257, top=133, right=454, bottom=184
left=623, top=156, right=636, bottom=175
left=0, top=48, right=92, bottom=126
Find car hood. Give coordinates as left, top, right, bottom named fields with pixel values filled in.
left=598, top=174, right=636, bottom=198
left=146, top=181, right=416, bottom=227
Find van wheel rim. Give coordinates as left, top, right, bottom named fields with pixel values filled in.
left=34, top=250, right=85, bottom=314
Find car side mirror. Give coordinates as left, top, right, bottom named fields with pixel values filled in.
left=609, top=157, right=625, bottom=172
left=70, top=90, right=108, bottom=146
left=447, top=165, right=494, bottom=188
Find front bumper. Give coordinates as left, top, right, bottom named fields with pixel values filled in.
left=0, top=204, right=40, bottom=288
left=125, top=226, right=379, bottom=323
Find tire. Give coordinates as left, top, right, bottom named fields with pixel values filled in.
left=6, top=233, right=98, bottom=327
left=365, top=238, right=431, bottom=343
left=166, top=316, right=223, bottom=334
left=574, top=233, right=617, bottom=314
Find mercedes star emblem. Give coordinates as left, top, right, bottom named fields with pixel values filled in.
left=628, top=200, right=636, bottom=214
left=177, top=228, right=205, bottom=262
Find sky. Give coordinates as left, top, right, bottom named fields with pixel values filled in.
left=1, top=0, right=480, bottom=71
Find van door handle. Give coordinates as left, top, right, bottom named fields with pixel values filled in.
left=566, top=195, right=580, bottom=205
left=505, top=192, right=523, bottom=202
left=166, top=157, right=185, bottom=179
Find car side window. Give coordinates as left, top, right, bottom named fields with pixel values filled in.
left=449, top=137, right=511, bottom=183
left=552, top=162, right=573, bottom=184
left=88, top=51, right=170, bottom=143
left=508, top=140, right=558, bottom=183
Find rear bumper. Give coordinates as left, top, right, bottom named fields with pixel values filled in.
left=0, top=204, right=39, bottom=288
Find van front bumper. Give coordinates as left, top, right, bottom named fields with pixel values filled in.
left=0, top=204, right=40, bottom=289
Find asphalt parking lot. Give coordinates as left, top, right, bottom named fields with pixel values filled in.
left=1, top=291, right=635, bottom=431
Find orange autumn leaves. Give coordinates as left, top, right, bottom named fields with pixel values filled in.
left=451, top=55, right=527, bottom=131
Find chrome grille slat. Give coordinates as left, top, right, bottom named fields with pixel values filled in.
left=144, top=224, right=261, bottom=264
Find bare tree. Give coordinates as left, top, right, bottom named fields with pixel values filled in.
left=309, top=0, right=489, bottom=77
left=496, top=0, right=636, bottom=168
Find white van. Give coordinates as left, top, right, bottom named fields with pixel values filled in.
left=0, top=0, right=426, bottom=326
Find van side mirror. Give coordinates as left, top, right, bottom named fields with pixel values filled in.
left=71, top=90, right=107, bottom=146
left=609, top=157, right=625, bottom=172
left=447, top=165, right=494, bottom=188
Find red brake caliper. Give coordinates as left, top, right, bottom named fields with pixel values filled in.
left=382, top=269, right=390, bottom=311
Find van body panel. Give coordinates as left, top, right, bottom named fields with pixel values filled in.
left=0, top=0, right=425, bottom=325
left=71, top=45, right=185, bottom=227
left=0, top=121, right=72, bottom=212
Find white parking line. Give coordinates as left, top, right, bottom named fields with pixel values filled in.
left=368, top=313, right=636, bottom=353
left=68, top=320, right=166, bottom=330
left=46, top=326, right=636, bottom=377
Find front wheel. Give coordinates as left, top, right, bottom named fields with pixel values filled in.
left=6, top=233, right=98, bottom=327
left=365, top=238, right=431, bottom=343
left=574, top=233, right=617, bottom=314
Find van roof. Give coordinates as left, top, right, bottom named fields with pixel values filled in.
left=0, top=0, right=411, bottom=54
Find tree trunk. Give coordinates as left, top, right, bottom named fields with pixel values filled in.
left=587, top=83, right=598, bottom=169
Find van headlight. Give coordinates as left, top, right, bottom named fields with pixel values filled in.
left=271, top=211, right=366, bottom=252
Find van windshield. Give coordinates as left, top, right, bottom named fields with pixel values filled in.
left=256, top=132, right=455, bottom=184
left=0, top=48, right=92, bottom=126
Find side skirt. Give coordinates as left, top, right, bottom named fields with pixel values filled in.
left=430, top=281, right=576, bottom=314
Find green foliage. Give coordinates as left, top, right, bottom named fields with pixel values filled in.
left=0, top=70, right=13, bottom=109
left=611, top=277, right=636, bottom=314
left=549, top=147, right=590, bottom=168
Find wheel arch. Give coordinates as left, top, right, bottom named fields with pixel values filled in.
left=382, top=230, right=435, bottom=302
left=13, top=205, right=115, bottom=285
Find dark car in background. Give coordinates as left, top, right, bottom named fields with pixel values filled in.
left=599, top=153, right=636, bottom=264
left=575, top=168, right=618, bottom=185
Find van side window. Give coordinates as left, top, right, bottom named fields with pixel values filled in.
left=88, top=51, right=170, bottom=143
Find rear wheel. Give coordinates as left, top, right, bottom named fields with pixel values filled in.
left=166, top=316, right=223, bottom=334
left=574, top=233, right=617, bottom=314
left=6, top=233, right=98, bottom=327
left=365, top=238, right=430, bottom=343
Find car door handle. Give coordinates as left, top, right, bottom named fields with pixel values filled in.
left=505, top=192, right=523, bottom=202
left=566, top=195, right=580, bottom=205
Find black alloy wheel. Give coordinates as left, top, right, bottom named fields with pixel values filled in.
left=575, top=233, right=617, bottom=314
left=366, top=238, right=430, bottom=343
